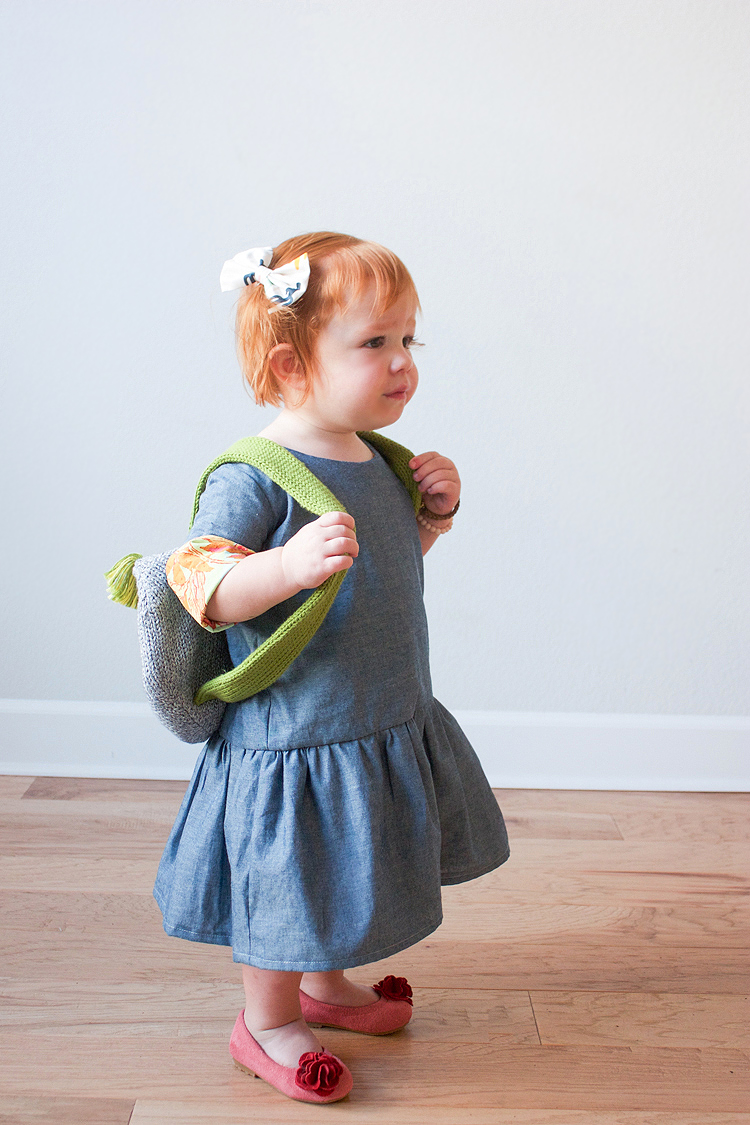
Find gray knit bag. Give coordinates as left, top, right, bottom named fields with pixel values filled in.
left=133, top=552, right=229, bottom=743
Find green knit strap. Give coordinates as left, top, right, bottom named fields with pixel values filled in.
left=196, top=565, right=348, bottom=704
left=356, top=431, right=422, bottom=514
left=192, top=437, right=352, bottom=705
left=190, top=436, right=346, bottom=528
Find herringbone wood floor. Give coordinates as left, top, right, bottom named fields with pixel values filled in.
left=0, top=774, right=748, bottom=1123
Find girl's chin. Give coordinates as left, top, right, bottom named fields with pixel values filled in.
left=349, top=407, right=404, bottom=432
left=373, top=408, right=405, bottom=429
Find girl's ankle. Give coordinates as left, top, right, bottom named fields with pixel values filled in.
left=243, top=1015, right=323, bottom=1068
left=300, top=974, right=377, bottom=1007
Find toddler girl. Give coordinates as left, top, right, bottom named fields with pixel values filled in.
left=154, top=231, right=509, bottom=1103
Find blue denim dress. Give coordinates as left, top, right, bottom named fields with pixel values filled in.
left=153, top=442, right=509, bottom=971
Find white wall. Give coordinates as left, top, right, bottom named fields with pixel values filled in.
left=1, top=1, right=748, bottom=782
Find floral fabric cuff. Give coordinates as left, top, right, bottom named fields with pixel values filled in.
left=166, top=536, right=254, bottom=633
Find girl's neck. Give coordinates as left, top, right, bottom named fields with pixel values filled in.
left=257, top=410, right=374, bottom=462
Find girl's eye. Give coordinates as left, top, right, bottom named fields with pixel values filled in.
left=362, top=335, right=423, bottom=349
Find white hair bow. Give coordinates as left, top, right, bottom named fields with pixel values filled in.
left=219, top=246, right=310, bottom=307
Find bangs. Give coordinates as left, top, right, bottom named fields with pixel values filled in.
left=316, top=243, right=420, bottom=320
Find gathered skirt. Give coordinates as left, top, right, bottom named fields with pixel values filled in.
left=153, top=697, right=509, bottom=971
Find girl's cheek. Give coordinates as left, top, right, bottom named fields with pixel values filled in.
left=407, top=371, right=419, bottom=401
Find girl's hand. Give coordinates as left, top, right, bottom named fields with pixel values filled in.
left=281, top=511, right=359, bottom=589
left=409, top=452, right=461, bottom=517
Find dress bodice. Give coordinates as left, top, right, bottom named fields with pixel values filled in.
left=188, top=444, right=432, bottom=749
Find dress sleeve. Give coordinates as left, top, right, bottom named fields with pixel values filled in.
left=189, top=461, right=287, bottom=548
left=166, top=536, right=253, bottom=633
left=167, top=462, right=289, bottom=632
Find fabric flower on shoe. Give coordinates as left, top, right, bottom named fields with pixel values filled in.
left=373, top=975, right=413, bottom=1005
left=295, top=1051, right=344, bottom=1096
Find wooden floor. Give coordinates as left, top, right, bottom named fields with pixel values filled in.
left=0, top=775, right=748, bottom=1124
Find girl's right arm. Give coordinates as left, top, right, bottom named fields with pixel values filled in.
left=206, top=511, right=358, bottom=624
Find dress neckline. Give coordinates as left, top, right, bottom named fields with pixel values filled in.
left=283, top=442, right=377, bottom=465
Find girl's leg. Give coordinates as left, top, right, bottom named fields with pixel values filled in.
left=300, top=969, right=378, bottom=1006
left=241, top=965, right=323, bottom=1067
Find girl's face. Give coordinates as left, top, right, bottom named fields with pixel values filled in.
left=297, top=285, right=419, bottom=433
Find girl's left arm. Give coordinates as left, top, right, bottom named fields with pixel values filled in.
left=416, top=521, right=440, bottom=555
left=409, top=451, right=461, bottom=557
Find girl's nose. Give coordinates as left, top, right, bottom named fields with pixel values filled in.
left=391, top=347, right=413, bottom=373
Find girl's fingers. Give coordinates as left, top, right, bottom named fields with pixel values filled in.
left=326, top=554, right=355, bottom=574
left=412, top=457, right=457, bottom=482
left=409, top=452, right=440, bottom=469
left=318, top=511, right=355, bottom=529
left=318, top=521, right=354, bottom=534
left=416, top=468, right=459, bottom=493
left=323, top=526, right=358, bottom=546
left=325, top=536, right=359, bottom=557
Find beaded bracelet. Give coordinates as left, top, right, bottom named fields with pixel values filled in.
left=417, top=496, right=459, bottom=534
left=416, top=511, right=454, bottom=535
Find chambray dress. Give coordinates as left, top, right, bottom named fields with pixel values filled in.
left=153, top=442, right=509, bottom=970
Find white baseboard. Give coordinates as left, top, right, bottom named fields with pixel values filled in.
left=0, top=700, right=748, bottom=790
left=457, top=710, right=750, bottom=791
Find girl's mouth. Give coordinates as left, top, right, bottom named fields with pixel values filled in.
left=385, top=387, right=408, bottom=400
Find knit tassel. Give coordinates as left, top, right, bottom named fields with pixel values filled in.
left=104, top=553, right=142, bottom=608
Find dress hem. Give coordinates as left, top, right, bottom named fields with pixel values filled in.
left=440, top=847, right=510, bottom=886
left=230, top=912, right=444, bottom=971
left=154, top=885, right=442, bottom=971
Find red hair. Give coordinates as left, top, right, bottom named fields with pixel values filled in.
left=234, top=232, right=420, bottom=406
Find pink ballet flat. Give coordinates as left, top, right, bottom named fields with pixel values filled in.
left=230, top=1011, right=353, bottom=1103
left=300, top=975, right=414, bottom=1035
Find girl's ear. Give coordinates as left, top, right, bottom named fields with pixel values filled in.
left=268, top=343, right=302, bottom=381
left=268, top=343, right=306, bottom=405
